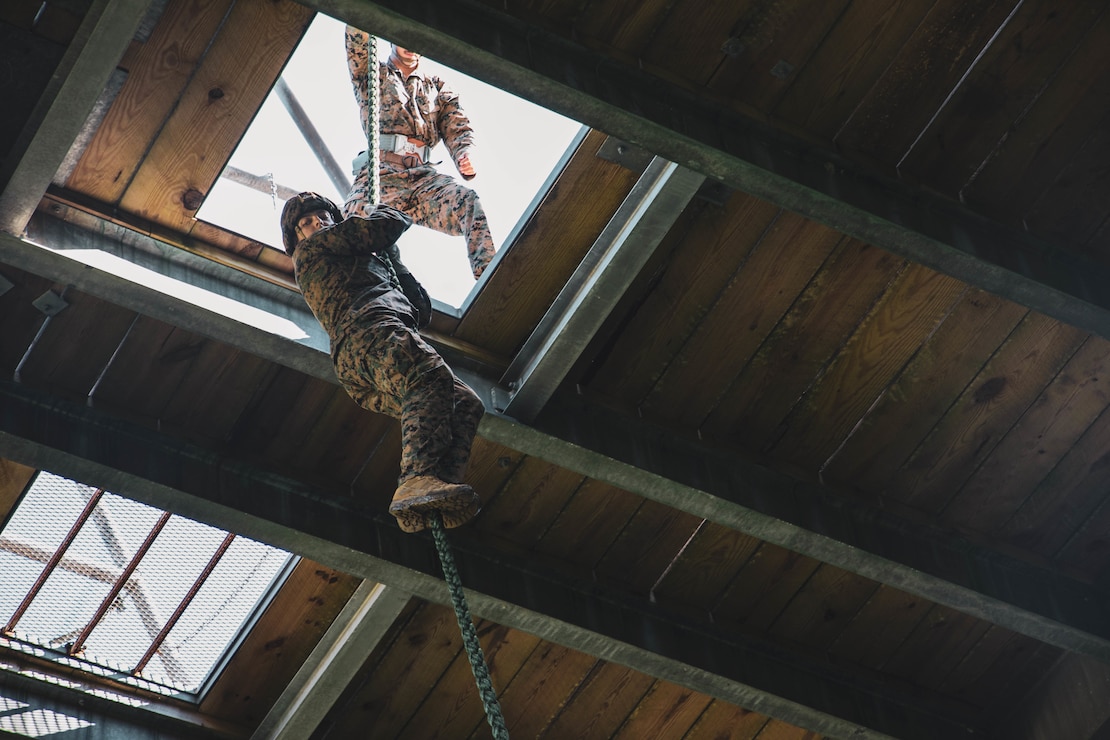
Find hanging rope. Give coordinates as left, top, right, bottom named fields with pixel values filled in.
left=364, top=32, right=507, bottom=738
left=366, top=34, right=381, bottom=206
left=431, top=515, right=510, bottom=739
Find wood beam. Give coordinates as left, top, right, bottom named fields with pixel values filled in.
left=310, top=0, right=1110, bottom=342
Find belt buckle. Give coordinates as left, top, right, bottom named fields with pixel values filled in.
left=399, top=140, right=420, bottom=156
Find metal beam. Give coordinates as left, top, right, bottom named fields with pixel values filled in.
left=0, top=379, right=979, bottom=740
left=310, top=0, right=1110, bottom=343
left=251, top=581, right=412, bottom=740
left=0, top=0, right=153, bottom=236
left=498, top=157, right=704, bottom=421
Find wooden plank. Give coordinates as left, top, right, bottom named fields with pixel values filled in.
left=541, top=662, right=655, bottom=739
left=293, top=388, right=394, bottom=494
left=975, top=641, right=1063, bottom=717
left=886, top=313, right=1087, bottom=512
left=755, top=720, right=823, bottom=740
left=463, top=435, right=525, bottom=506
left=884, top=605, right=994, bottom=694
left=1056, top=490, right=1110, bottom=576
left=957, top=8, right=1110, bottom=220
left=834, top=0, right=1019, bottom=167
left=473, top=455, right=585, bottom=546
left=650, top=522, right=762, bottom=614
left=317, top=602, right=461, bottom=739
left=15, top=291, right=138, bottom=399
left=942, top=335, right=1110, bottom=531
left=572, top=0, right=685, bottom=59
left=707, top=0, right=854, bottom=115
left=935, top=625, right=1020, bottom=702
left=639, top=213, right=841, bottom=427
left=64, top=0, right=237, bottom=203
left=1024, top=119, right=1110, bottom=252
left=88, top=318, right=199, bottom=420
left=767, top=264, right=966, bottom=468
left=641, top=0, right=760, bottom=86
left=595, top=499, right=703, bottom=596
left=685, top=699, right=771, bottom=739
left=587, top=193, right=780, bottom=405
left=998, top=403, right=1110, bottom=563
left=476, top=642, right=597, bottom=739
left=0, top=267, right=54, bottom=377
left=456, top=131, right=638, bottom=356
left=713, top=544, right=821, bottom=634
left=536, top=478, right=643, bottom=570
left=612, top=681, right=712, bottom=739
left=773, top=0, right=937, bottom=141
left=700, top=240, right=905, bottom=446
left=827, top=585, right=931, bottom=671
left=823, top=289, right=1027, bottom=491
left=899, top=0, right=1106, bottom=196
left=0, top=458, right=36, bottom=521
left=200, top=559, right=361, bottom=724
left=767, top=565, right=879, bottom=652
left=118, top=0, right=312, bottom=229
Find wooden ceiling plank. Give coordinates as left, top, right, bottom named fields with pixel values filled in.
left=252, top=581, right=411, bottom=740
left=118, top=0, right=312, bottom=229
left=887, top=313, right=1087, bottom=513
left=571, top=0, right=684, bottom=59
left=612, top=681, right=713, bottom=740
left=685, top=700, right=773, bottom=740
left=899, top=0, right=1106, bottom=196
left=316, top=602, right=463, bottom=739
left=700, top=239, right=905, bottom=445
left=707, top=0, right=853, bottom=115
left=540, top=661, right=655, bottom=740
left=535, top=478, right=643, bottom=571
left=833, top=0, right=1019, bottom=167
left=933, top=624, right=1019, bottom=702
left=88, top=320, right=200, bottom=420
left=0, top=0, right=151, bottom=236
left=455, top=131, right=638, bottom=356
left=882, top=604, right=993, bottom=692
left=955, top=7, right=1110, bottom=222
left=941, top=335, right=1110, bottom=532
left=639, top=212, right=843, bottom=428
left=649, top=522, right=762, bottom=614
left=499, top=158, right=705, bottom=422
left=0, top=380, right=981, bottom=739
left=826, top=584, right=932, bottom=672
left=714, top=544, right=821, bottom=635
left=640, top=0, right=757, bottom=86
left=0, top=458, right=36, bottom=522
left=318, top=0, right=1110, bottom=343
left=474, top=457, right=585, bottom=547
left=64, top=0, right=237, bottom=204
left=771, top=0, right=937, bottom=141
left=1055, top=493, right=1110, bottom=577
left=767, top=265, right=967, bottom=469
left=595, top=500, right=704, bottom=596
left=766, top=565, right=880, bottom=653
left=201, top=560, right=362, bottom=724
left=586, top=193, right=779, bottom=405
left=998, top=404, right=1110, bottom=566
left=822, top=289, right=1027, bottom=492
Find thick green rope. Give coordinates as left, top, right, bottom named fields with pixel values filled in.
left=430, top=515, right=510, bottom=739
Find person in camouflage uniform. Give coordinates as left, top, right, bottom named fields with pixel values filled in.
left=280, top=192, right=484, bottom=533
left=344, top=26, right=496, bottom=279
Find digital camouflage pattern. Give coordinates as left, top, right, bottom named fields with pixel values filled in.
left=344, top=25, right=496, bottom=279
left=291, top=205, right=484, bottom=484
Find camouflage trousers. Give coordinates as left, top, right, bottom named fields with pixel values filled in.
left=344, top=161, right=496, bottom=279
left=333, top=318, right=484, bottom=484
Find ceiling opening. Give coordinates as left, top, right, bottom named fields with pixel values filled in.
left=196, top=13, right=585, bottom=310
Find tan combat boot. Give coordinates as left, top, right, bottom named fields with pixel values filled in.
left=389, top=475, right=481, bottom=533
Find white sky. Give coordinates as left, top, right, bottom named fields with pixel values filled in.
left=197, top=13, right=584, bottom=308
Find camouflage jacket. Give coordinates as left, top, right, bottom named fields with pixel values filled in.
left=346, top=26, right=475, bottom=174
left=292, top=207, right=419, bottom=349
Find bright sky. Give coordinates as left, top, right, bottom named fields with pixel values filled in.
left=197, top=13, right=584, bottom=308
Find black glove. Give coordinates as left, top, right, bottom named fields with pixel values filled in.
left=384, top=243, right=432, bottom=328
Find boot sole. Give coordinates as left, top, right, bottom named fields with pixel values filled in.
left=390, top=488, right=481, bottom=533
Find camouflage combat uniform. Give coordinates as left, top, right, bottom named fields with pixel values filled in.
left=292, top=206, right=484, bottom=484
left=344, top=26, right=496, bottom=279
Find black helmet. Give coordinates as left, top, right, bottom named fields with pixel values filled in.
left=280, top=192, right=343, bottom=252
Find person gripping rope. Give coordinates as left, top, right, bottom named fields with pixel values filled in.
left=344, top=26, right=496, bottom=279
left=280, top=192, right=485, bottom=533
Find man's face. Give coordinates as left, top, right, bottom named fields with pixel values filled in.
left=296, top=209, right=334, bottom=243
left=391, top=45, right=420, bottom=67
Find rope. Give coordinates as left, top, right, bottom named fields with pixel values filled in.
left=366, top=34, right=381, bottom=206
left=431, top=515, right=510, bottom=740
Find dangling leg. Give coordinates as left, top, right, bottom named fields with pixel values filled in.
left=437, top=376, right=485, bottom=483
